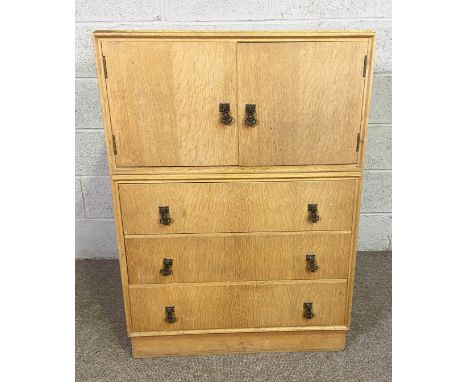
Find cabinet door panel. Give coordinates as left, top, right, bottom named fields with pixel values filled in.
left=102, top=41, right=238, bottom=167
left=238, top=41, right=369, bottom=166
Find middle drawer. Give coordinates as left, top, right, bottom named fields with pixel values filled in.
left=119, top=179, right=356, bottom=235
left=126, top=232, right=351, bottom=284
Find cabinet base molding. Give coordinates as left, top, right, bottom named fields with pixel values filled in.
left=131, top=330, right=346, bottom=357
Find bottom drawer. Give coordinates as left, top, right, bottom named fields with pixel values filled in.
left=129, top=280, right=347, bottom=332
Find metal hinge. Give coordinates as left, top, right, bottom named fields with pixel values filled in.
left=363, top=55, right=368, bottom=77
left=112, top=135, right=117, bottom=155
left=356, top=133, right=361, bottom=152
left=103, top=56, right=108, bottom=78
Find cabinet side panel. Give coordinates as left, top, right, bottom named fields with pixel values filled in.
left=357, top=36, right=376, bottom=167
left=110, top=181, right=133, bottom=333
left=93, top=36, right=117, bottom=172
left=345, top=177, right=363, bottom=327
left=344, top=38, right=375, bottom=323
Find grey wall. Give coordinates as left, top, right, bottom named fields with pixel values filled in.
left=75, top=0, right=392, bottom=258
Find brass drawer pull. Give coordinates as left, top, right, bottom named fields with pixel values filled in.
left=159, top=206, right=173, bottom=226
left=303, top=302, right=315, bottom=319
left=306, top=254, right=319, bottom=272
left=160, top=258, right=173, bottom=276
left=244, top=104, right=257, bottom=127
left=165, top=306, right=176, bottom=323
left=219, top=103, right=234, bottom=125
left=307, top=204, right=320, bottom=223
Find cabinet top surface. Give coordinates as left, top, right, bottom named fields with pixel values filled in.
left=93, top=30, right=375, bottom=39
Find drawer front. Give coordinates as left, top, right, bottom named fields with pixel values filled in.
left=126, top=232, right=351, bottom=284
left=129, top=280, right=347, bottom=332
left=119, top=179, right=356, bottom=234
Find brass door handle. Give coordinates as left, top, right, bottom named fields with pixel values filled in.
left=303, top=302, right=315, bottom=319
left=160, top=258, right=173, bottom=276
left=244, top=104, right=257, bottom=127
left=308, top=204, right=320, bottom=223
left=165, top=306, right=176, bottom=323
left=219, top=103, right=234, bottom=125
left=306, top=254, right=319, bottom=272
left=159, top=206, right=173, bottom=225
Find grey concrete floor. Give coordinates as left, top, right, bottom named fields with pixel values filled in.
left=76, top=252, right=391, bottom=381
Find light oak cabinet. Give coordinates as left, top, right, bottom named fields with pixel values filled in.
left=94, top=30, right=375, bottom=357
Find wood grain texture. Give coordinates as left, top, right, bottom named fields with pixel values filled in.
left=238, top=41, right=368, bottom=166
left=129, top=280, right=347, bottom=332
left=125, top=231, right=351, bottom=284
left=102, top=40, right=238, bottom=167
left=119, top=179, right=356, bottom=234
left=131, top=330, right=346, bottom=357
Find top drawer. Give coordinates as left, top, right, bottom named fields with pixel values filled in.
left=119, top=179, right=356, bottom=235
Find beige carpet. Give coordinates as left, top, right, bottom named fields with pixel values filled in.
left=76, top=252, right=391, bottom=381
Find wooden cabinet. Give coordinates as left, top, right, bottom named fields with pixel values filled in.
left=94, top=30, right=375, bottom=357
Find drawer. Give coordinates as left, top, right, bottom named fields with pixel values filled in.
left=129, top=280, right=347, bottom=332
left=119, top=179, right=356, bottom=234
left=126, top=232, right=351, bottom=284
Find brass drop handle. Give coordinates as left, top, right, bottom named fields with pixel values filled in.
left=308, top=204, right=320, bottom=223
left=244, top=104, right=258, bottom=127
left=160, top=258, right=173, bottom=276
left=306, top=254, right=319, bottom=272
left=303, top=302, right=315, bottom=319
left=219, top=103, right=234, bottom=125
left=159, top=206, right=173, bottom=226
left=165, top=306, right=176, bottom=323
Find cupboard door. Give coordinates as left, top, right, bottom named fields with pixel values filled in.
left=102, top=41, right=238, bottom=167
left=238, top=41, right=369, bottom=166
